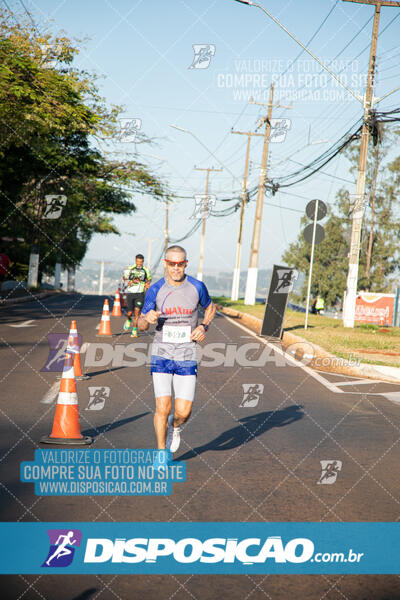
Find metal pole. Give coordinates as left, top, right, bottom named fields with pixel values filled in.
left=99, top=260, right=104, bottom=296
left=54, top=253, right=62, bottom=288
left=197, top=169, right=209, bottom=282
left=343, top=2, right=381, bottom=327
left=165, top=199, right=169, bottom=254
left=244, top=84, right=274, bottom=305
left=67, top=266, right=75, bottom=292
left=147, top=237, right=154, bottom=269
left=394, top=287, right=400, bottom=327
left=194, top=167, right=222, bottom=281
left=230, top=131, right=263, bottom=301
left=305, top=200, right=319, bottom=330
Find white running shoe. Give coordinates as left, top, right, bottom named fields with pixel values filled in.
left=166, top=414, right=181, bottom=453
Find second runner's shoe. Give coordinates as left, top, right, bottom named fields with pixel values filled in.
left=166, top=414, right=181, bottom=453
left=123, top=318, right=132, bottom=331
left=130, top=327, right=138, bottom=338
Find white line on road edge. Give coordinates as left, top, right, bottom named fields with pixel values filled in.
left=219, top=312, right=400, bottom=405
left=335, top=379, right=382, bottom=387
left=378, top=392, right=400, bottom=404
left=218, top=312, right=343, bottom=394
left=8, top=320, right=36, bottom=328
left=40, top=381, right=59, bottom=404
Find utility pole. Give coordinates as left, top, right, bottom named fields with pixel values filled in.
left=96, top=260, right=112, bottom=296
left=342, top=0, right=400, bottom=327
left=147, top=237, right=155, bottom=269
left=194, top=166, right=222, bottom=281
left=244, top=84, right=291, bottom=305
left=366, top=144, right=380, bottom=282
left=67, top=266, right=75, bottom=292
left=54, top=251, right=62, bottom=289
left=27, top=181, right=42, bottom=288
left=165, top=198, right=170, bottom=254
left=230, top=130, right=263, bottom=301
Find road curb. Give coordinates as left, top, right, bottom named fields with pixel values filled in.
left=216, top=304, right=400, bottom=384
left=0, top=291, right=57, bottom=306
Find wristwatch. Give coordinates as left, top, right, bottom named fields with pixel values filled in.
left=200, top=323, right=209, bottom=332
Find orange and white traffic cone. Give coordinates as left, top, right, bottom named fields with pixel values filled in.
left=96, top=299, right=112, bottom=336
left=111, top=291, right=122, bottom=317
left=70, top=320, right=89, bottom=380
left=57, top=320, right=89, bottom=380
left=41, top=352, right=92, bottom=445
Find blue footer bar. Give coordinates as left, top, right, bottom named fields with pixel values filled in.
left=1, top=522, right=398, bottom=574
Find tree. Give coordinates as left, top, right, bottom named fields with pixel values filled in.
left=282, top=208, right=349, bottom=307
left=0, top=9, right=166, bottom=281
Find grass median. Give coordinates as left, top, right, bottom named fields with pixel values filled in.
left=213, top=296, right=400, bottom=369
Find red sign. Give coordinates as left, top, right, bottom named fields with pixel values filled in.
left=355, top=292, right=395, bottom=325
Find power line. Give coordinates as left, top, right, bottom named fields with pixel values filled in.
left=2, top=0, right=12, bottom=12
left=18, top=0, right=39, bottom=35
left=264, top=200, right=304, bottom=213
left=278, top=0, right=340, bottom=80
left=284, top=158, right=356, bottom=184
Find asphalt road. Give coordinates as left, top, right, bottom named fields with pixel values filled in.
left=0, top=293, right=399, bottom=599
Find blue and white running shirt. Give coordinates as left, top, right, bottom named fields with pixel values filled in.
left=142, top=275, right=212, bottom=361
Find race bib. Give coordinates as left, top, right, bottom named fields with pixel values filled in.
left=162, top=325, right=191, bottom=344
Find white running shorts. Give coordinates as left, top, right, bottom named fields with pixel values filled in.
left=152, top=373, right=196, bottom=402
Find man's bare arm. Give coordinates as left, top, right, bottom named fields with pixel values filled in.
left=138, top=310, right=161, bottom=331
left=138, top=315, right=149, bottom=331
left=203, top=301, right=216, bottom=326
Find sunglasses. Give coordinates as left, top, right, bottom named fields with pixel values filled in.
left=165, top=259, right=187, bottom=267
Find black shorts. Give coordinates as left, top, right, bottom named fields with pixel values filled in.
left=126, top=292, right=145, bottom=312
left=0, top=274, right=5, bottom=282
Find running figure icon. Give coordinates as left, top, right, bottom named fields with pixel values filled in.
left=45, top=531, right=77, bottom=566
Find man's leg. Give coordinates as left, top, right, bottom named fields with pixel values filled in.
left=133, top=306, right=141, bottom=328
left=154, top=395, right=172, bottom=449
left=166, top=374, right=196, bottom=453
left=173, top=397, right=193, bottom=427
left=152, top=370, right=173, bottom=449
left=124, top=294, right=133, bottom=330
left=131, top=304, right=141, bottom=337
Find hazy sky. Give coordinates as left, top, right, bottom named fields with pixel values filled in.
left=17, top=0, right=400, bottom=276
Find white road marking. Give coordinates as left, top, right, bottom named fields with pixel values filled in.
left=219, top=312, right=400, bottom=401
left=40, top=381, right=59, bottom=404
left=8, top=320, right=36, bottom=328
left=335, top=379, right=382, bottom=387
left=219, top=312, right=343, bottom=394
left=382, top=392, right=400, bottom=404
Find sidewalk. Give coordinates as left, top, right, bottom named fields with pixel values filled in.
left=217, top=304, right=400, bottom=384
left=0, top=286, right=60, bottom=306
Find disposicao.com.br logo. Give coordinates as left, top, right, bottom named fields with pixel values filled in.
left=82, top=536, right=363, bottom=566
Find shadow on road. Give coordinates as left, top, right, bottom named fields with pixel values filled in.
left=85, top=366, right=126, bottom=377
left=71, top=589, right=99, bottom=600
left=82, top=412, right=150, bottom=438
left=177, top=405, right=304, bottom=461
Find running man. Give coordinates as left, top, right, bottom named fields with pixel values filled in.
left=122, top=254, right=151, bottom=337
left=138, top=245, right=216, bottom=466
